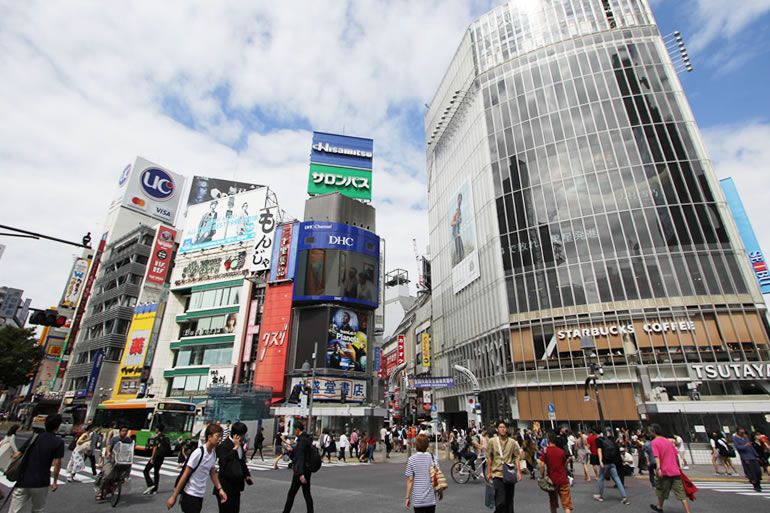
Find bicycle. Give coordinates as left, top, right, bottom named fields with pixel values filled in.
left=100, top=464, right=132, bottom=507
left=450, top=455, right=488, bottom=484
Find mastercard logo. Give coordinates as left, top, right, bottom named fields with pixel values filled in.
left=131, top=197, right=147, bottom=208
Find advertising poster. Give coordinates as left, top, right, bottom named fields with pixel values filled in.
left=327, top=308, right=367, bottom=372
left=383, top=350, right=399, bottom=379
left=720, top=177, right=770, bottom=293
left=252, top=282, right=293, bottom=400
left=270, top=222, right=299, bottom=281
left=179, top=188, right=268, bottom=253
left=187, top=176, right=263, bottom=206
left=293, top=221, right=380, bottom=307
left=252, top=206, right=278, bottom=272
left=448, top=179, right=480, bottom=293
left=115, top=157, right=185, bottom=224
left=421, top=333, right=431, bottom=368
left=144, top=226, right=176, bottom=285
left=85, top=349, right=105, bottom=398
left=60, top=253, right=93, bottom=309
left=113, top=304, right=157, bottom=399
left=289, top=376, right=366, bottom=402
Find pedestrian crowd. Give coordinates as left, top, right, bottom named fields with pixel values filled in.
left=1, top=416, right=769, bottom=513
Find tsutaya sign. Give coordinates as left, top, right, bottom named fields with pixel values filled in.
left=689, top=362, right=770, bottom=381
left=557, top=320, right=696, bottom=340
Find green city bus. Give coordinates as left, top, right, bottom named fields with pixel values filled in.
left=93, top=398, right=197, bottom=452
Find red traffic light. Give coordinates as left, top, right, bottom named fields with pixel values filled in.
left=29, top=310, right=67, bottom=327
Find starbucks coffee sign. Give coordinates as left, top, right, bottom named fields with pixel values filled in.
left=688, top=362, right=770, bottom=380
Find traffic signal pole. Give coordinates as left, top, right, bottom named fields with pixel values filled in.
left=0, top=224, right=92, bottom=249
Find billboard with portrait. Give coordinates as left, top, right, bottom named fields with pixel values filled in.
left=179, top=188, right=268, bottom=253
left=187, top=176, right=263, bottom=206
left=327, top=308, right=368, bottom=373
left=293, top=221, right=380, bottom=307
left=448, top=179, right=480, bottom=293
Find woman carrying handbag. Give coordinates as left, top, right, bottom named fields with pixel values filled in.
left=405, top=434, right=444, bottom=513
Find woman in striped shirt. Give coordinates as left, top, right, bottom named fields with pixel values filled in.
left=405, top=434, right=442, bottom=512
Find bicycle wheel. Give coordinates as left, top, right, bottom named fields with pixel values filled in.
left=110, top=482, right=121, bottom=508
left=450, top=461, right=471, bottom=484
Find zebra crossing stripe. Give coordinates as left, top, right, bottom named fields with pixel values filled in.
left=691, top=481, right=770, bottom=500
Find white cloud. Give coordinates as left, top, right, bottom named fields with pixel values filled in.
left=0, top=1, right=482, bottom=310
left=687, top=0, right=770, bottom=51
left=702, top=121, right=770, bottom=268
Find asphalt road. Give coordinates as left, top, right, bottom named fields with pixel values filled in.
left=2, top=445, right=768, bottom=513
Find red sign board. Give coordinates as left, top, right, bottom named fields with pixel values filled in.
left=145, top=226, right=176, bottom=285
left=397, top=334, right=405, bottom=365
left=383, top=350, right=399, bottom=379
left=252, top=282, right=293, bottom=400
left=274, top=223, right=293, bottom=280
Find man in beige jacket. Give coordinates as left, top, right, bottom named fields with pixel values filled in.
left=486, top=421, right=522, bottom=513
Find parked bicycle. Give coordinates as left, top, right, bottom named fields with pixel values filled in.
left=450, top=455, right=488, bottom=484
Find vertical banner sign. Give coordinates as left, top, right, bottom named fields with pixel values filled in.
left=85, top=349, right=105, bottom=398
left=252, top=206, right=278, bottom=271
left=397, top=335, right=405, bottom=365
left=271, top=223, right=296, bottom=281
left=421, top=333, right=431, bottom=368
left=60, top=254, right=93, bottom=309
left=252, top=282, right=293, bottom=399
left=375, top=347, right=382, bottom=378
left=145, top=226, right=176, bottom=285
left=720, top=177, right=770, bottom=293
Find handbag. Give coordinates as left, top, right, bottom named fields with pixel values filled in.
left=5, top=433, right=38, bottom=482
left=537, top=459, right=556, bottom=492
left=484, top=483, right=495, bottom=509
left=431, top=455, right=448, bottom=492
left=496, top=437, right=518, bottom=484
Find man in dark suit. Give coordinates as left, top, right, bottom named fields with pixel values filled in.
left=282, top=420, right=313, bottom=513
left=215, top=421, right=252, bottom=513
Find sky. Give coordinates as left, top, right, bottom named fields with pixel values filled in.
left=1, top=0, right=769, bottom=313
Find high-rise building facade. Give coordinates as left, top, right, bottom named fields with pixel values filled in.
left=426, top=0, right=770, bottom=437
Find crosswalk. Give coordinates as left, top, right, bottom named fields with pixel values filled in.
left=692, top=480, right=770, bottom=501
left=0, top=454, right=367, bottom=489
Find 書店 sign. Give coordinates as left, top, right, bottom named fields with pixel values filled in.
left=688, top=362, right=770, bottom=381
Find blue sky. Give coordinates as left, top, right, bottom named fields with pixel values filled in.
left=1, top=0, right=769, bottom=310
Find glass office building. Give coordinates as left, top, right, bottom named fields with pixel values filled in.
left=426, top=0, right=770, bottom=438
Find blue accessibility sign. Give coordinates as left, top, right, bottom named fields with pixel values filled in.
left=431, top=405, right=438, bottom=413
left=547, top=403, right=555, bottom=413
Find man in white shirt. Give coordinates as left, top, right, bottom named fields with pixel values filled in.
left=167, top=423, right=227, bottom=512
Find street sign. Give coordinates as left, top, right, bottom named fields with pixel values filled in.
left=411, top=377, right=455, bottom=389
left=431, top=404, right=437, bottom=413
left=547, top=403, right=556, bottom=421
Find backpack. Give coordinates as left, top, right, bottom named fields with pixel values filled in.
left=306, top=443, right=323, bottom=473
left=175, top=447, right=204, bottom=488
left=157, top=435, right=172, bottom=458
left=601, top=438, right=618, bottom=462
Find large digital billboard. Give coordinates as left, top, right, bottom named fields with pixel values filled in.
left=293, top=221, right=380, bottom=307
left=187, top=176, right=263, bottom=206
left=307, top=131, right=373, bottom=200
left=720, top=177, right=770, bottom=294
left=327, top=308, right=368, bottom=373
left=111, top=157, right=185, bottom=224
left=449, top=179, right=480, bottom=293
left=179, top=188, right=268, bottom=253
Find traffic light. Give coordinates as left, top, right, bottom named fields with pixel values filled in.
left=340, top=391, right=346, bottom=404
left=287, top=384, right=303, bottom=404
left=29, top=310, right=67, bottom=327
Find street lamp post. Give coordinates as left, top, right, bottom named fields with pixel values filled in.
left=300, top=341, right=318, bottom=436
left=580, top=337, right=606, bottom=430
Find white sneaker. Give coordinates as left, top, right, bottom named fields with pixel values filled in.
left=682, top=466, right=689, bottom=470
left=143, top=486, right=155, bottom=495
left=569, top=476, right=574, bottom=486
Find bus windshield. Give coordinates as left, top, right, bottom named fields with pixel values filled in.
left=151, top=410, right=195, bottom=433
left=93, top=408, right=153, bottom=430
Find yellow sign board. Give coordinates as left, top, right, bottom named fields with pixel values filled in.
left=421, top=333, right=431, bottom=368
left=112, top=305, right=158, bottom=399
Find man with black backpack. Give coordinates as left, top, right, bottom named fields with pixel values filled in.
left=144, top=424, right=171, bottom=495
left=282, top=420, right=315, bottom=513
left=592, top=427, right=629, bottom=505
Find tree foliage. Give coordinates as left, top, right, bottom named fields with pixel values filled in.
left=0, top=326, right=44, bottom=388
